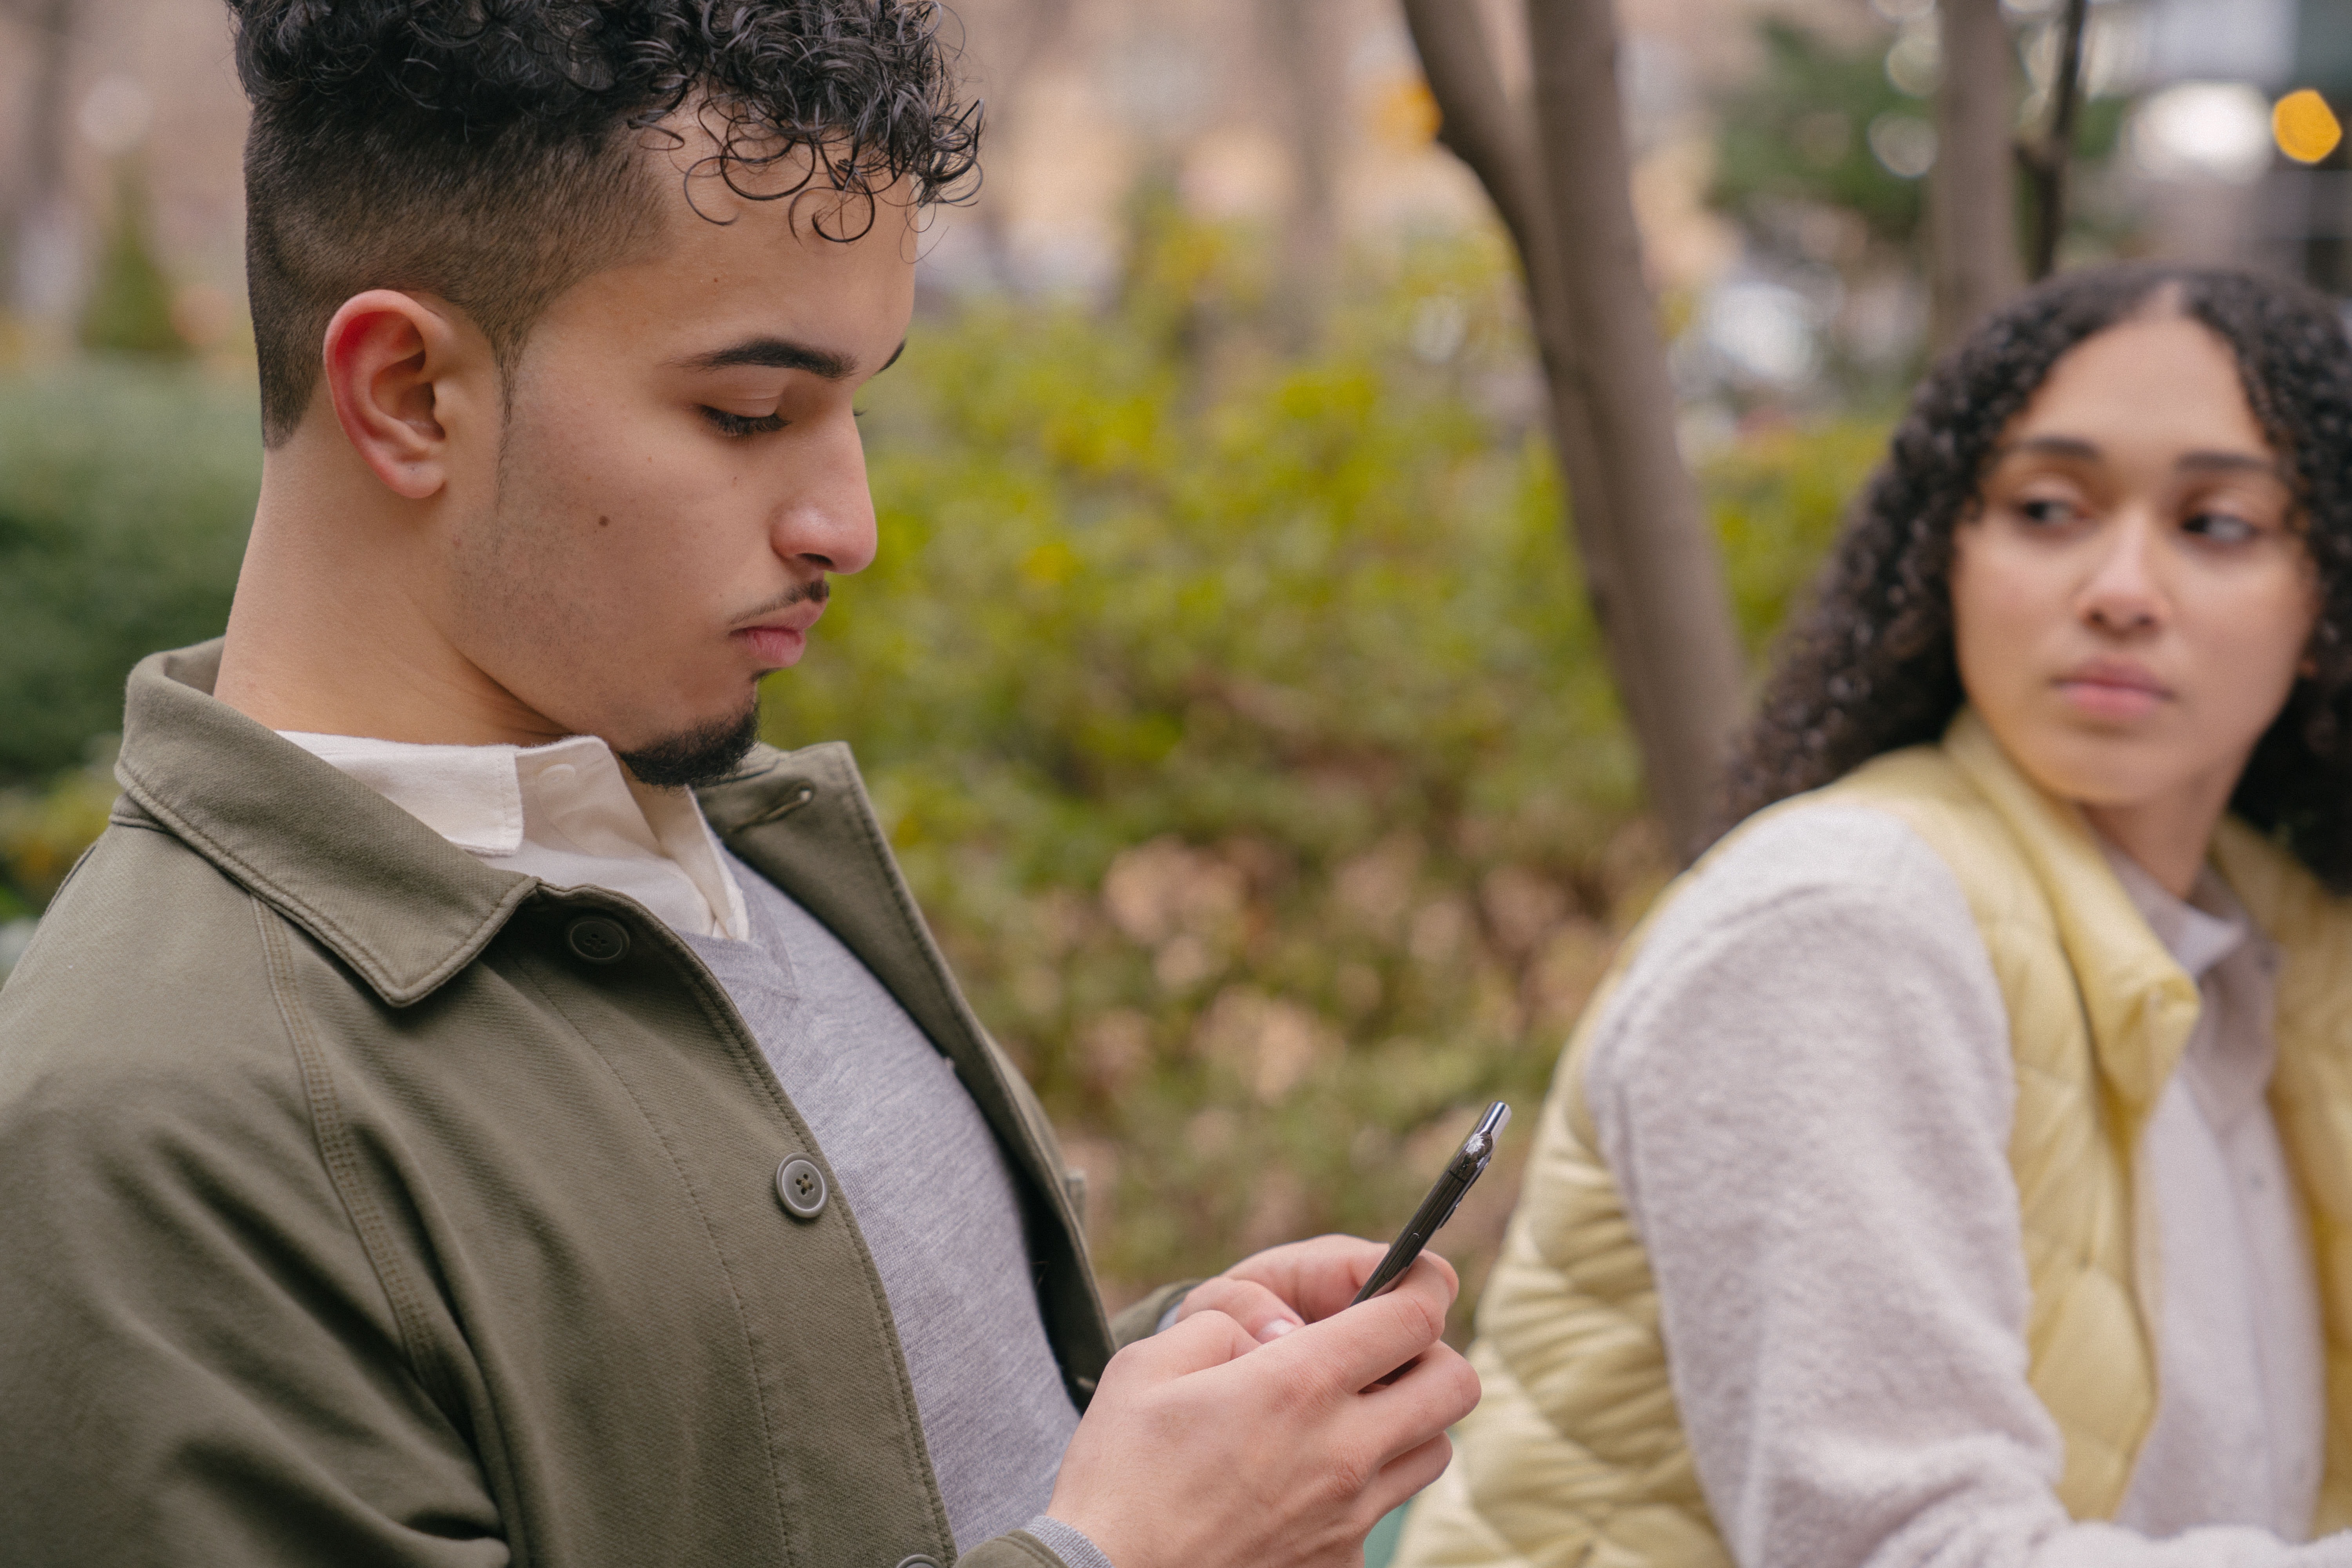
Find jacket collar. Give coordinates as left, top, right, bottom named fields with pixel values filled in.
left=114, top=641, right=806, bottom=1008
left=116, top=642, right=542, bottom=1007
left=1942, top=708, right=2203, bottom=1115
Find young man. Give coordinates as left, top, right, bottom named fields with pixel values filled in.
left=0, top=4, right=1477, bottom=1564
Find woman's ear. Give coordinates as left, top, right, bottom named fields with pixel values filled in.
left=320, top=290, right=471, bottom=501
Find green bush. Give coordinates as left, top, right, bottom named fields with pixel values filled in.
left=0, top=364, right=259, bottom=785
left=79, top=165, right=193, bottom=359
left=769, top=228, right=1882, bottom=1306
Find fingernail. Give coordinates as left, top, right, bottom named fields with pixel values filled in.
left=1259, top=1318, right=1300, bottom=1343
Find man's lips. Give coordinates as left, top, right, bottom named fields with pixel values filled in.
left=733, top=602, right=826, bottom=670
left=2054, top=659, right=2171, bottom=720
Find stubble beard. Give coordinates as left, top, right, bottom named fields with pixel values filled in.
left=481, top=392, right=768, bottom=791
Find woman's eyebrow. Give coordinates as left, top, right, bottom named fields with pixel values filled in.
left=1995, top=435, right=2102, bottom=463
left=1992, top=437, right=2281, bottom=480
left=2175, top=449, right=2281, bottom=477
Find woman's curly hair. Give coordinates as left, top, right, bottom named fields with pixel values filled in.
left=1722, top=263, right=2352, bottom=890
left=229, top=0, right=980, bottom=443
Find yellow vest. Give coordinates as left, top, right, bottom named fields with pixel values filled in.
left=1397, top=711, right=2352, bottom=1568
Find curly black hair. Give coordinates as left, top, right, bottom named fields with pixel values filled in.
left=1724, top=263, right=2352, bottom=890
left=230, top=0, right=980, bottom=444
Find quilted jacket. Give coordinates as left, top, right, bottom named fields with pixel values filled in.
left=1398, top=710, right=2352, bottom=1568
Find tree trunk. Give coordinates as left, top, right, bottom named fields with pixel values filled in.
left=1398, top=0, right=1631, bottom=744
left=1928, top=0, right=2022, bottom=351
left=1263, top=0, right=1345, bottom=347
left=1524, top=0, right=1746, bottom=855
left=3, top=0, right=77, bottom=317
left=960, top=0, right=1074, bottom=289
left=1403, top=0, right=1744, bottom=855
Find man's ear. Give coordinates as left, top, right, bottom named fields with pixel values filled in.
left=320, top=290, right=482, bottom=501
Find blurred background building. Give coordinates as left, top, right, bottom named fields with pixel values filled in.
left=3, top=0, right=2345, bottom=401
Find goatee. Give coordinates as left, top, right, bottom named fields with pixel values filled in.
left=617, top=706, right=762, bottom=789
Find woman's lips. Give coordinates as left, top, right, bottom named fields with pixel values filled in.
left=2055, top=662, right=2169, bottom=720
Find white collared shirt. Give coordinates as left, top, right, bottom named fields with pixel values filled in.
left=279, top=731, right=749, bottom=940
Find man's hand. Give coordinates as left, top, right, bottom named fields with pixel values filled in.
left=1044, top=1253, right=1478, bottom=1568
left=1174, top=1234, right=1450, bottom=1343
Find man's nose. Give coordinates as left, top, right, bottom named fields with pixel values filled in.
left=771, top=411, right=878, bottom=577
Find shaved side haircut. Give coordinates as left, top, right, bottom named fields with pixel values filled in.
left=229, top=0, right=981, bottom=446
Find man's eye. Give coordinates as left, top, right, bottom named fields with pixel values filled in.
left=702, top=407, right=787, bottom=438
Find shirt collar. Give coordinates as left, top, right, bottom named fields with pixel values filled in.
left=279, top=730, right=750, bottom=941
left=2095, top=838, right=2249, bottom=983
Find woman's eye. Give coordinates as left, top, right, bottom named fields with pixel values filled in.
left=2185, top=509, right=2258, bottom=544
left=2016, top=496, right=2079, bottom=526
left=701, top=407, right=787, bottom=438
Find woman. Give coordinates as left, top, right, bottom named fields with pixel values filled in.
left=1396, top=264, right=2352, bottom=1568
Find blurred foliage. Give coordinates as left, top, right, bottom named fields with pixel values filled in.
left=0, top=363, right=258, bottom=785
left=770, top=216, right=1881, bottom=1310
left=1710, top=417, right=1885, bottom=659
left=0, top=210, right=1884, bottom=1317
left=0, top=744, right=118, bottom=922
left=1710, top=16, right=2133, bottom=276
left=79, top=164, right=192, bottom=359
left=1710, top=20, right=1929, bottom=244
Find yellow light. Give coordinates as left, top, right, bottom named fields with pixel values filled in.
left=2274, top=89, right=2343, bottom=165
left=1372, top=77, right=1443, bottom=152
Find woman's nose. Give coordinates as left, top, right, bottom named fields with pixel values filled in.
left=2076, top=514, right=2165, bottom=633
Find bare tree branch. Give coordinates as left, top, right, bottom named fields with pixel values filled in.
left=2020, top=0, right=2089, bottom=279
left=1928, top=0, right=2024, bottom=351
left=1399, top=0, right=1548, bottom=279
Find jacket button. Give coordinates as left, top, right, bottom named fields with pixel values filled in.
left=895, top=1558, right=943, bottom=1568
left=776, top=1157, right=828, bottom=1219
left=564, top=916, right=630, bottom=965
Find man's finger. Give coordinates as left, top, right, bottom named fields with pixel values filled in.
left=1116, top=1307, right=1261, bottom=1381
left=1220, top=1234, right=1390, bottom=1323
left=1356, top=1339, right=1481, bottom=1462
left=1265, top=1255, right=1457, bottom=1398
left=1178, top=1277, right=1305, bottom=1344
left=1360, top=1430, right=1456, bottom=1525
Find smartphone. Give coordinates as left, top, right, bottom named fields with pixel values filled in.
left=1352, top=1100, right=1510, bottom=1305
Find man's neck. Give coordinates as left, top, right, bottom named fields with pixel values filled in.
left=213, top=438, right=564, bottom=747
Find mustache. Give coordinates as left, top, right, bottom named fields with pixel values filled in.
left=739, top=578, right=830, bottom=619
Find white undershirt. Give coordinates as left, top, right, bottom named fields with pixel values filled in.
left=1584, top=804, right=2340, bottom=1568
left=280, top=731, right=748, bottom=939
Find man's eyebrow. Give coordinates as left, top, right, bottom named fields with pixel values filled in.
left=677, top=337, right=860, bottom=378
left=675, top=336, right=909, bottom=379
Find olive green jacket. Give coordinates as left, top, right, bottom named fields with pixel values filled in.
left=0, top=642, right=1175, bottom=1567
